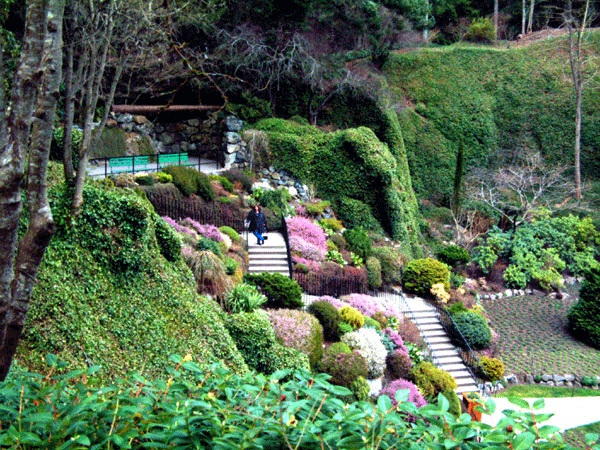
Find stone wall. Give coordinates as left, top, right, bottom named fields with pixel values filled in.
left=110, top=113, right=246, bottom=170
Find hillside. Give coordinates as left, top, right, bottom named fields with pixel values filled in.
left=13, top=165, right=248, bottom=380
left=383, top=32, right=600, bottom=203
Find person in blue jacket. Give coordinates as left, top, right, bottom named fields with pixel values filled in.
left=245, top=204, right=267, bottom=245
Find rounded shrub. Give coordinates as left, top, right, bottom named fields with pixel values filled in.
left=410, top=362, right=457, bottom=401
left=338, top=321, right=353, bottom=335
left=436, top=245, right=470, bottom=267
left=452, top=311, right=492, bottom=350
left=244, top=272, right=303, bottom=309
left=196, top=237, right=223, bottom=258
left=219, top=226, right=240, bottom=243
left=403, top=258, right=450, bottom=296
left=350, top=376, right=371, bottom=402
left=568, top=266, right=600, bottom=349
left=221, top=168, right=253, bottom=192
left=224, top=311, right=277, bottom=373
left=441, top=390, right=462, bottom=418
left=339, top=306, right=365, bottom=329
left=479, top=356, right=505, bottom=382
left=307, top=300, right=342, bottom=341
left=268, top=309, right=324, bottom=370
left=385, top=350, right=413, bottom=380
left=343, top=227, right=372, bottom=261
left=327, top=342, right=351, bottom=354
left=363, top=316, right=381, bottom=330
left=318, top=348, right=368, bottom=389
left=372, top=246, right=406, bottom=285
left=154, top=217, right=181, bottom=262
left=267, top=343, right=311, bottom=374
left=342, top=327, right=388, bottom=378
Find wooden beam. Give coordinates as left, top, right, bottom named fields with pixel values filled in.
left=112, top=104, right=223, bottom=114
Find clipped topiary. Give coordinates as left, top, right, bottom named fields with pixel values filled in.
left=338, top=321, right=354, bottom=335
left=402, top=258, right=450, bottom=296
left=350, top=376, right=371, bottom=402
left=479, top=356, right=505, bottom=382
left=410, top=362, right=457, bottom=401
left=317, top=349, right=368, bottom=389
left=436, top=245, right=470, bottom=267
left=308, top=300, right=342, bottom=341
left=568, top=266, right=600, bottom=349
left=452, top=311, right=492, bottom=350
left=268, top=344, right=311, bottom=374
left=244, top=272, right=303, bottom=309
left=339, top=305, right=365, bottom=329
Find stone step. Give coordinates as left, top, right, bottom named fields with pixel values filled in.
left=431, top=349, right=461, bottom=358
left=426, top=335, right=453, bottom=345
left=249, top=255, right=288, bottom=262
left=448, top=369, right=476, bottom=380
left=438, top=363, right=470, bottom=372
left=421, top=329, right=447, bottom=338
left=434, top=355, right=463, bottom=365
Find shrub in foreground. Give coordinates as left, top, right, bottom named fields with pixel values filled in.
left=317, top=348, right=368, bottom=389
left=452, top=311, right=492, bottom=350
left=569, top=265, right=600, bottom=349
left=410, top=362, right=457, bottom=401
left=244, top=272, right=303, bottom=309
left=0, top=358, right=580, bottom=449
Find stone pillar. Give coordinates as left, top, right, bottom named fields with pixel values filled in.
left=222, top=115, right=244, bottom=170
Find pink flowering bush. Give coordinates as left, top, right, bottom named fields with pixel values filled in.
left=163, top=216, right=198, bottom=246
left=289, top=235, right=326, bottom=262
left=341, top=294, right=404, bottom=322
left=379, top=379, right=427, bottom=408
left=181, top=218, right=225, bottom=243
left=267, top=309, right=324, bottom=369
left=384, top=328, right=408, bottom=354
left=292, top=256, right=320, bottom=272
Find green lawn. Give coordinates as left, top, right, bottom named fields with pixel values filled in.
left=481, top=292, right=600, bottom=376
left=494, top=385, right=600, bottom=398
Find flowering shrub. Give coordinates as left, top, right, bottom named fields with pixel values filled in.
left=317, top=350, right=368, bottom=388
left=163, top=216, right=198, bottom=246
left=383, top=327, right=408, bottom=354
left=315, top=295, right=347, bottom=310
left=268, top=309, right=324, bottom=369
left=292, top=255, right=320, bottom=272
left=181, top=218, right=225, bottom=243
left=286, top=216, right=327, bottom=250
left=342, top=327, right=387, bottom=378
left=342, top=293, right=404, bottom=323
left=379, top=379, right=427, bottom=408
left=289, top=235, right=326, bottom=262
left=430, top=283, right=450, bottom=304
left=385, top=350, right=413, bottom=380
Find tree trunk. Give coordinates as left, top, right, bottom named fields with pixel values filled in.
left=494, top=0, right=499, bottom=39
left=522, top=0, right=527, bottom=35
left=0, top=0, right=64, bottom=382
left=527, top=0, right=535, bottom=33
left=62, top=40, right=75, bottom=180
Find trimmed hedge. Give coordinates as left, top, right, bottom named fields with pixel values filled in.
left=452, top=311, right=492, bottom=350
left=569, top=266, right=600, bottom=349
left=308, top=300, right=342, bottom=341
left=402, top=258, right=450, bottom=296
left=244, top=272, right=303, bottom=309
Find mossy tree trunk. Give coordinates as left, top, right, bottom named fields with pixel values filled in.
left=0, top=0, right=64, bottom=381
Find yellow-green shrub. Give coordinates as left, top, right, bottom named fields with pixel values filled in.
left=410, top=362, right=457, bottom=400
left=339, top=306, right=365, bottom=329
left=402, top=258, right=450, bottom=296
left=479, top=356, right=505, bottom=382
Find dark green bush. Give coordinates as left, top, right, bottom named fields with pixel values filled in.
left=135, top=174, right=155, bottom=186
left=259, top=188, right=292, bottom=216
left=268, top=344, right=311, bottom=374
left=308, top=300, right=342, bottom=341
left=162, top=166, right=215, bottom=201
left=349, top=376, right=370, bottom=402
left=343, top=227, right=372, bottom=261
left=196, top=237, right=223, bottom=258
left=402, top=258, right=450, bottom=296
left=224, top=257, right=238, bottom=275
left=410, top=362, right=457, bottom=400
left=221, top=169, right=253, bottom=192
left=452, top=311, right=492, bottom=350
left=210, top=175, right=234, bottom=193
left=441, top=390, right=462, bottom=418
left=338, top=321, right=354, bottom=335
left=154, top=217, right=181, bottom=262
left=243, top=272, right=303, bottom=309
left=464, top=17, right=495, bottom=43
left=317, top=349, right=368, bottom=389
left=568, top=266, right=600, bottom=349
left=337, top=197, right=383, bottom=233
left=436, top=245, right=470, bottom=267
left=447, top=302, right=469, bottom=316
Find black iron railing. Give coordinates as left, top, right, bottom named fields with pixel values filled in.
left=280, top=215, right=293, bottom=278
left=430, top=301, right=489, bottom=391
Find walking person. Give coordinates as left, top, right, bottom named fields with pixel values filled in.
left=246, top=204, right=267, bottom=245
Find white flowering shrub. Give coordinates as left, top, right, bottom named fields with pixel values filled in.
left=342, top=327, right=387, bottom=378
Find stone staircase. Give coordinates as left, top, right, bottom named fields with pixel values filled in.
left=402, top=296, right=480, bottom=395
left=247, top=231, right=290, bottom=276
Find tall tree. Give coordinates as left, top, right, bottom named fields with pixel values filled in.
left=0, top=0, right=65, bottom=381
left=565, top=0, right=593, bottom=200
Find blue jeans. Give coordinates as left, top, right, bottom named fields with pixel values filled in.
left=253, top=229, right=263, bottom=242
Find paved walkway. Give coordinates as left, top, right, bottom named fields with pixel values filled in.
left=481, top=396, right=600, bottom=431
left=86, top=155, right=222, bottom=178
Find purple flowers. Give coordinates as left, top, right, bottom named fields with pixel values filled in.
left=287, top=217, right=327, bottom=264
left=384, top=328, right=408, bottom=354
left=341, top=294, right=404, bottom=322
left=181, top=218, right=225, bottom=242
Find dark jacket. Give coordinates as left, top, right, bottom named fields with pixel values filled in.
left=246, top=209, right=267, bottom=233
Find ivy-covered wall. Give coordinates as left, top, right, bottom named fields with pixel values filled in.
left=253, top=106, right=421, bottom=255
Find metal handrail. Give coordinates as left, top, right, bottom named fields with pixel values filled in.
left=280, top=214, right=293, bottom=278
left=430, top=301, right=489, bottom=392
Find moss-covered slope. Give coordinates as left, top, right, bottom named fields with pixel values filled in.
left=17, top=182, right=248, bottom=379
left=253, top=107, right=421, bottom=255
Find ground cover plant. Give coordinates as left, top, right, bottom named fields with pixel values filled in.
left=481, top=291, right=600, bottom=377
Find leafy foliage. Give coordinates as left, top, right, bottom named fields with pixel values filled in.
left=436, top=244, right=470, bottom=267
left=317, top=348, right=368, bottom=389
left=343, top=226, right=372, bottom=261
left=479, top=356, right=505, bottom=382
left=307, top=300, right=342, bottom=341
left=410, top=362, right=457, bottom=401
left=162, top=166, right=215, bottom=200
left=222, top=283, right=267, bottom=313
left=339, top=305, right=365, bottom=329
